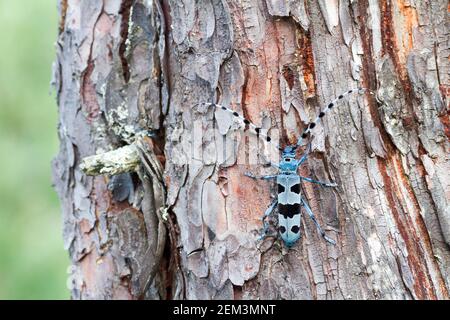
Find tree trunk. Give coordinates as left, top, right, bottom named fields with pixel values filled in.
left=52, top=0, right=449, bottom=300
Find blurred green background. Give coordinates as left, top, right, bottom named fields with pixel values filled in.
left=0, top=1, right=69, bottom=299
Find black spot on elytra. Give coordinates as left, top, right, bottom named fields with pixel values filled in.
left=277, top=184, right=285, bottom=193
left=221, top=106, right=227, bottom=110
left=233, top=112, right=239, bottom=117
left=348, top=89, right=353, bottom=94
left=279, top=226, right=286, bottom=234
left=255, top=128, right=261, bottom=135
left=290, top=183, right=300, bottom=194
left=319, top=112, right=325, bottom=118
left=328, top=103, right=334, bottom=109
left=291, top=226, right=300, bottom=234
left=266, top=136, right=271, bottom=142
left=338, top=95, right=344, bottom=99
left=243, top=119, right=250, bottom=125
left=309, top=122, right=316, bottom=129
left=278, top=203, right=301, bottom=219
left=302, top=133, right=308, bottom=138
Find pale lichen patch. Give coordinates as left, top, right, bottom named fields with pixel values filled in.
left=80, top=144, right=140, bottom=176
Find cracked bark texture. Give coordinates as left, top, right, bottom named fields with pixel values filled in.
left=53, top=0, right=449, bottom=299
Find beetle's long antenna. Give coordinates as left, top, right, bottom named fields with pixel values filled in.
left=197, top=102, right=281, bottom=150
left=295, top=88, right=374, bottom=148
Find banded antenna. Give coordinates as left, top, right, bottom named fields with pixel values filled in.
left=196, top=87, right=374, bottom=154
left=295, top=87, right=374, bottom=148
left=198, top=102, right=280, bottom=150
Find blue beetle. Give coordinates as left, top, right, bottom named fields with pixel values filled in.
left=203, top=88, right=371, bottom=247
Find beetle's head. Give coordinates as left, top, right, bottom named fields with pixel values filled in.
left=279, top=145, right=297, bottom=172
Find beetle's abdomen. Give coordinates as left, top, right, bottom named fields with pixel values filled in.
left=277, top=175, right=302, bottom=246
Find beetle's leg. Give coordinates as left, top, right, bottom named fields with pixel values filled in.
left=301, top=197, right=336, bottom=245
left=299, top=176, right=338, bottom=188
left=244, top=173, right=277, bottom=181
left=258, top=199, right=278, bottom=240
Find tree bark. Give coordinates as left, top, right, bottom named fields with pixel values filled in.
left=52, top=0, right=449, bottom=299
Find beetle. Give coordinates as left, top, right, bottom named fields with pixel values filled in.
left=201, top=87, right=372, bottom=247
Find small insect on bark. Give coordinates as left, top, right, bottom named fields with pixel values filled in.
left=199, top=88, right=373, bottom=248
